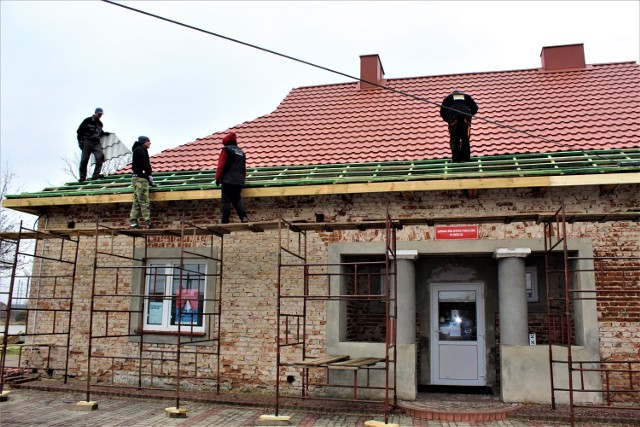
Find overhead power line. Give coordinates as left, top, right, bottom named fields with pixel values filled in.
left=101, top=0, right=626, bottom=164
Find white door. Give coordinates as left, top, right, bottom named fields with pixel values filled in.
left=430, top=283, right=486, bottom=386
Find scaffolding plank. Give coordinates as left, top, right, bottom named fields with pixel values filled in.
left=292, top=354, right=349, bottom=368
left=327, top=357, right=385, bottom=370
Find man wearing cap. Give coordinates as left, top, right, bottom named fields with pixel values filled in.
left=215, top=132, right=249, bottom=224
left=440, top=90, right=479, bottom=162
left=129, top=136, right=155, bottom=229
left=76, top=107, right=110, bottom=181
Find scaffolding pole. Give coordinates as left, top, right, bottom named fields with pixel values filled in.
left=274, top=213, right=398, bottom=423
left=1, top=221, right=78, bottom=395
left=83, top=217, right=224, bottom=414
left=545, top=202, right=640, bottom=426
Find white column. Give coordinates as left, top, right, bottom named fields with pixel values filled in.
left=493, top=248, right=531, bottom=346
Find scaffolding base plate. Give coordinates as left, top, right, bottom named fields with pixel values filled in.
left=255, top=414, right=291, bottom=426
left=165, top=407, right=188, bottom=418
left=364, top=421, right=399, bottom=427
left=74, top=401, right=98, bottom=411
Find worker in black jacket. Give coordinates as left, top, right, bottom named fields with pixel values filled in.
left=215, top=132, right=249, bottom=224
left=129, top=136, right=156, bottom=229
left=440, top=90, right=479, bottom=162
left=76, top=107, right=110, bottom=181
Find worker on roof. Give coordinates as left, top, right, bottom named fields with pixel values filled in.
left=215, top=132, right=249, bottom=224
left=76, top=107, right=111, bottom=182
left=440, top=90, right=479, bottom=163
left=129, top=136, right=156, bottom=229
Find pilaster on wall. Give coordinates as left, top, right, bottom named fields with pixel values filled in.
left=493, top=248, right=531, bottom=346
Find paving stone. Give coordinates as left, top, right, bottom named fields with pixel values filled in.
left=0, top=388, right=637, bottom=427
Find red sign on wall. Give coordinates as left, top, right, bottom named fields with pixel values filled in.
left=435, top=225, right=479, bottom=240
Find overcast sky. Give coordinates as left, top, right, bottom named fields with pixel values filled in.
left=1, top=0, right=639, bottom=197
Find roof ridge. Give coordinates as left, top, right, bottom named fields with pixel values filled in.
left=290, top=61, right=639, bottom=91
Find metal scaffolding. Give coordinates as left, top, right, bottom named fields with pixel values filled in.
left=544, top=203, right=640, bottom=425
left=2, top=209, right=639, bottom=422
left=274, top=214, right=398, bottom=423
left=1, top=221, right=79, bottom=393
left=83, top=218, right=224, bottom=411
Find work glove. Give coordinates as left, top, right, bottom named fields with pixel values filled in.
left=148, top=176, right=157, bottom=187
left=215, top=179, right=220, bottom=186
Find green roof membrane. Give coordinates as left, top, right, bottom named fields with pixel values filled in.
left=6, top=149, right=640, bottom=199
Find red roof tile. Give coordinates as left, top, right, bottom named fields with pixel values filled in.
left=150, top=61, right=640, bottom=173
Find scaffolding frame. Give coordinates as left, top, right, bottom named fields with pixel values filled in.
left=544, top=202, right=640, bottom=425
left=1, top=221, right=79, bottom=393
left=274, top=214, right=398, bottom=423
left=2, top=209, right=639, bottom=421
left=82, top=217, right=224, bottom=411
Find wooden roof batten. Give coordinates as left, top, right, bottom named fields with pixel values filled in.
left=2, top=211, right=639, bottom=241
left=3, top=169, right=640, bottom=215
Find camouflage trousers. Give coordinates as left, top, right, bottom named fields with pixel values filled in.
left=129, top=177, right=151, bottom=223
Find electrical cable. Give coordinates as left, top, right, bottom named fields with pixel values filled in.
left=101, top=0, right=633, bottom=166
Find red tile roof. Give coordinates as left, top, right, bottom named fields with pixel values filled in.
left=150, top=61, right=640, bottom=173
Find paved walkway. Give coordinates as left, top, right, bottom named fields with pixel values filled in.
left=0, top=388, right=634, bottom=427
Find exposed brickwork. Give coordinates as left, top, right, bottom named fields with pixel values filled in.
left=22, top=184, right=639, bottom=401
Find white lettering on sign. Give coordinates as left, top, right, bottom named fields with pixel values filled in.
left=434, top=225, right=479, bottom=240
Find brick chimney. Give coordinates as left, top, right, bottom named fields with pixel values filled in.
left=540, top=43, right=586, bottom=71
left=358, top=54, right=386, bottom=90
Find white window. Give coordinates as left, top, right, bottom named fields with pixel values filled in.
left=525, top=266, right=539, bottom=303
left=143, top=261, right=207, bottom=332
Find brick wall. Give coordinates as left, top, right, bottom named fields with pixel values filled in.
left=24, top=184, right=638, bottom=396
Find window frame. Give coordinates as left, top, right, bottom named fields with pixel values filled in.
left=143, top=260, right=207, bottom=333
left=129, top=247, right=218, bottom=345
left=525, top=266, right=539, bottom=303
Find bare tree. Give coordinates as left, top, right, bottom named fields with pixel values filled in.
left=1, top=164, right=36, bottom=291
left=0, top=166, right=18, bottom=272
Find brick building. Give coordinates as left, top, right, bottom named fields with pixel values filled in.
left=2, top=43, right=639, bottom=410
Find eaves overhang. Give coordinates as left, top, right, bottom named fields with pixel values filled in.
left=3, top=149, right=640, bottom=215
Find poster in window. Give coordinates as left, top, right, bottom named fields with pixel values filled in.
left=147, top=301, right=163, bottom=325
left=176, top=288, right=200, bottom=325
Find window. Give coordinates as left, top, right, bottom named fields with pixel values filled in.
left=525, top=266, right=538, bottom=303
left=144, top=261, right=207, bottom=332
left=343, top=256, right=388, bottom=342
left=129, top=247, right=218, bottom=345
left=437, top=290, right=477, bottom=341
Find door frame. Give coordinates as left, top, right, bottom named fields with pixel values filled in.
left=430, top=282, right=486, bottom=386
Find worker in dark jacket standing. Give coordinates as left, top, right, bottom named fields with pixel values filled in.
left=77, top=107, right=110, bottom=181
left=440, top=90, right=479, bottom=162
left=129, top=136, right=156, bottom=229
left=215, top=132, right=249, bottom=224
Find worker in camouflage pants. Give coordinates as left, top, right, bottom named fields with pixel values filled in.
left=129, top=136, right=156, bottom=229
